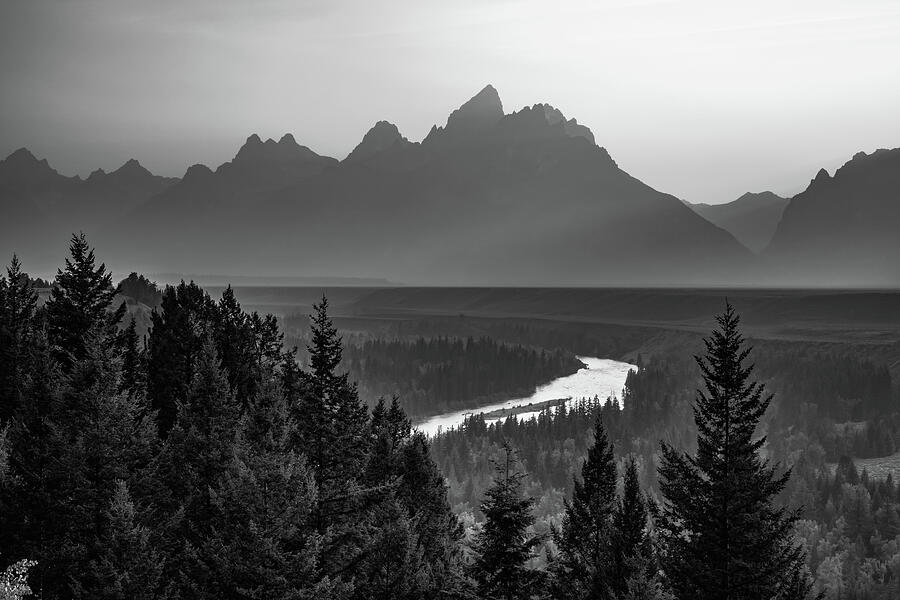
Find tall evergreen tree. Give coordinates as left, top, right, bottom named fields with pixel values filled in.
left=612, top=458, right=651, bottom=597
left=151, top=336, right=242, bottom=596
left=146, top=281, right=216, bottom=435
left=0, top=255, right=39, bottom=422
left=657, top=303, right=815, bottom=600
left=552, top=413, right=618, bottom=599
left=471, top=442, right=542, bottom=600
left=293, top=296, right=370, bottom=539
left=45, top=234, right=125, bottom=370
left=396, top=431, right=466, bottom=596
left=214, top=286, right=256, bottom=405
left=362, top=399, right=465, bottom=599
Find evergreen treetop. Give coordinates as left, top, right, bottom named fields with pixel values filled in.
left=46, top=233, right=125, bottom=368
left=472, top=441, right=542, bottom=600
left=657, top=302, right=814, bottom=600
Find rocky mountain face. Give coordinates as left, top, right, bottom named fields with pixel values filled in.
left=764, top=149, right=900, bottom=285
left=690, top=192, right=788, bottom=252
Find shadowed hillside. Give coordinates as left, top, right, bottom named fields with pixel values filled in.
left=689, top=191, right=788, bottom=252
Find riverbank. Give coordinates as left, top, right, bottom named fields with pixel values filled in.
left=415, top=357, right=636, bottom=436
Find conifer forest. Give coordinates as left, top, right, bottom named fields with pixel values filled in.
left=1, top=235, right=898, bottom=599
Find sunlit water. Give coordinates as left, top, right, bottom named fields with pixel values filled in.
left=414, top=357, right=637, bottom=437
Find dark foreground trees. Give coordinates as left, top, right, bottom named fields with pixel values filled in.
left=552, top=413, right=618, bottom=599
left=0, top=236, right=464, bottom=600
left=0, top=236, right=823, bottom=599
left=657, top=302, right=816, bottom=600
left=471, top=442, right=543, bottom=600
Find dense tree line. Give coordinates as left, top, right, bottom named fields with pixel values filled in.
left=0, top=235, right=877, bottom=599
left=773, top=446, right=900, bottom=598
left=342, top=337, right=582, bottom=419
left=0, top=235, right=463, bottom=599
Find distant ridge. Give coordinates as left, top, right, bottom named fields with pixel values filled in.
left=689, top=192, right=788, bottom=252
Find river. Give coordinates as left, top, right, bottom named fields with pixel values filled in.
left=414, top=356, right=637, bottom=437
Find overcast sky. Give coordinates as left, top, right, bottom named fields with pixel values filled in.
left=2, top=0, right=899, bottom=203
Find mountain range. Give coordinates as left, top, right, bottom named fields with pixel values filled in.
left=1, top=85, right=897, bottom=286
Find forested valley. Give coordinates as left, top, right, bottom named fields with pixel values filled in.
left=1, top=235, right=898, bottom=598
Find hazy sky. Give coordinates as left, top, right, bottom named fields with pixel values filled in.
left=2, top=0, right=899, bottom=203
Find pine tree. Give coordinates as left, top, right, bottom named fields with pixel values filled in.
left=1, top=327, right=158, bottom=598
left=0, top=330, right=62, bottom=594
left=0, top=255, right=39, bottom=422
left=147, top=281, right=216, bottom=435
left=552, top=413, right=618, bottom=599
left=45, top=234, right=125, bottom=370
left=153, top=336, right=241, bottom=595
left=619, top=555, right=675, bottom=600
left=156, top=336, right=240, bottom=527
left=362, top=404, right=465, bottom=599
left=396, top=431, right=465, bottom=595
left=471, top=442, right=542, bottom=600
left=293, top=296, right=370, bottom=541
left=214, top=286, right=256, bottom=404
left=197, top=425, right=335, bottom=599
left=55, top=332, right=160, bottom=596
left=657, top=303, right=815, bottom=600
left=75, top=481, right=171, bottom=600
left=612, top=458, right=651, bottom=597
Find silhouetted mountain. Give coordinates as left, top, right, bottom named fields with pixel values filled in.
left=218, top=133, right=338, bottom=187
left=344, top=121, right=411, bottom=163
left=0, top=148, right=176, bottom=269
left=764, top=149, right=900, bottom=285
left=99, top=85, right=751, bottom=284
left=690, top=192, right=788, bottom=252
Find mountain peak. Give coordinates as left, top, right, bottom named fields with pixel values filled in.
left=87, top=168, right=106, bottom=181
left=345, top=121, right=410, bottom=162
left=423, top=85, right=505, bottom=146
left=183, top=163, right=214, bottom=183
left=113, top=158, right=150, bottom=177
left=0, top=147, right=60, bottom=181
left=233, top=132, right=320, bottom=165
left=5, top=147, right=38, bottom=163
left=446, top=85, right=504, bottom=130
